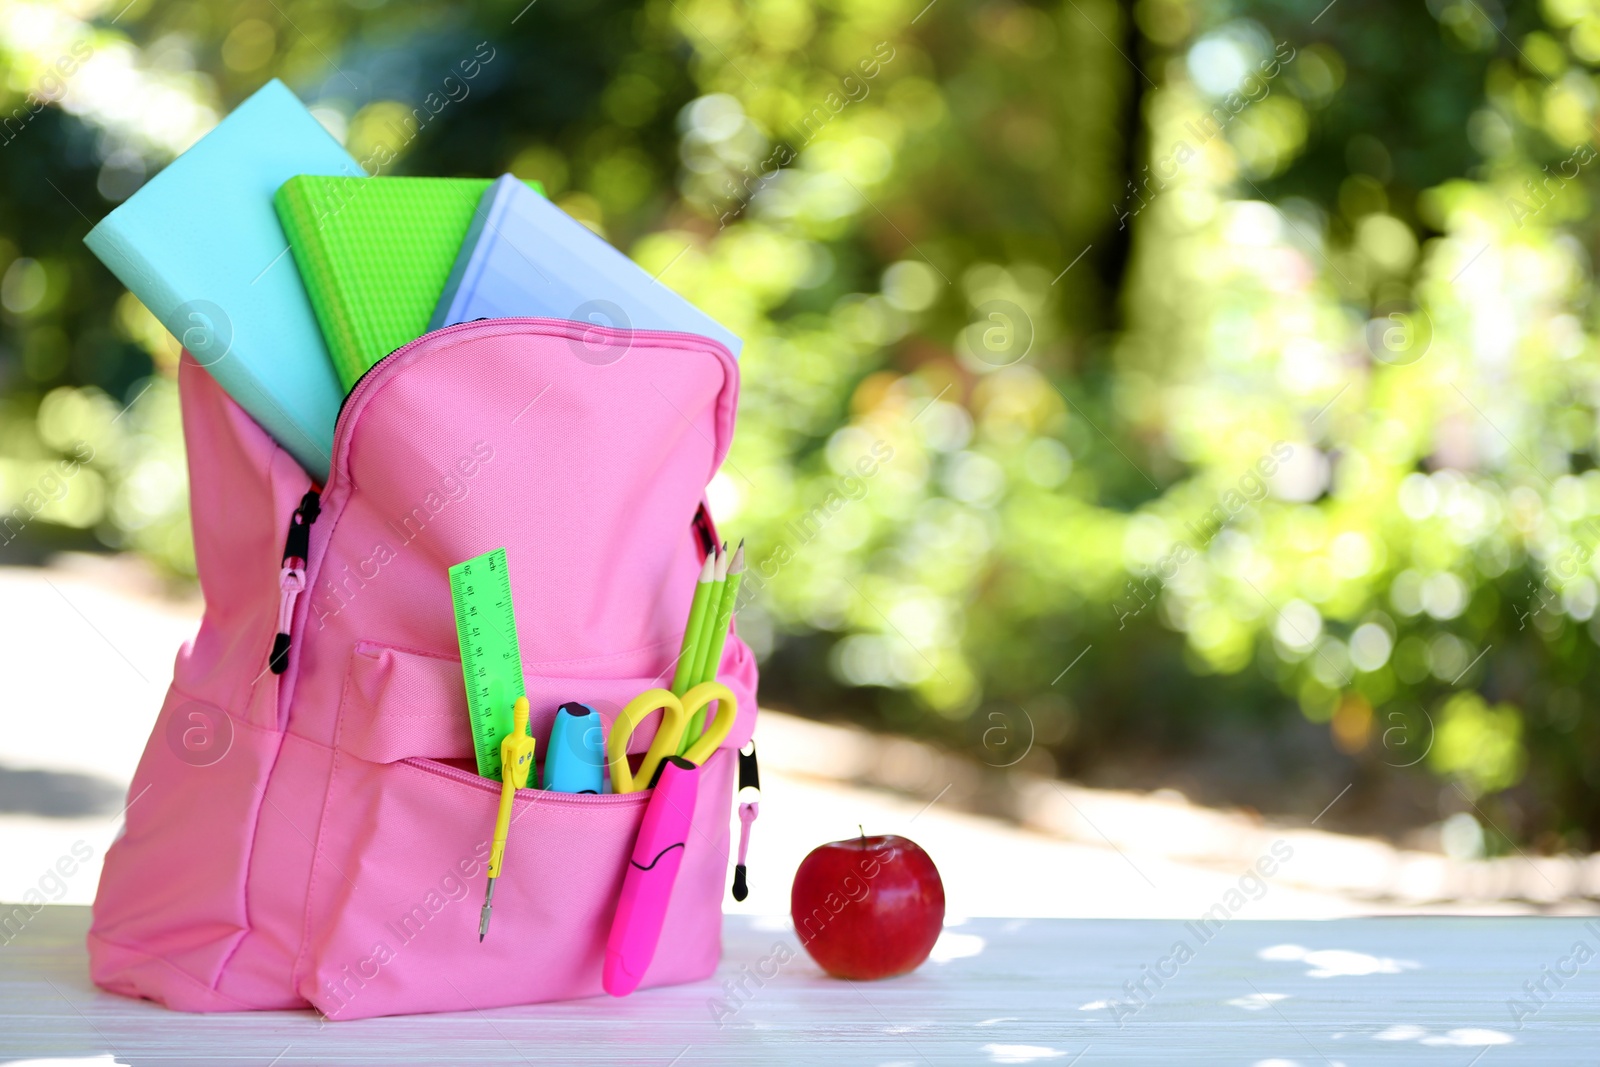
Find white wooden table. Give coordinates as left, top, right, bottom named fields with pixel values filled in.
left=2, top=906, right=1592, bottom=1065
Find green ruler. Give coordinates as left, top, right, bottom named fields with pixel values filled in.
left=448, top=547, right=526, bottom=781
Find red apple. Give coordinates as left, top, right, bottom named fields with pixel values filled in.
left=790, top=833, right=945, bottom=980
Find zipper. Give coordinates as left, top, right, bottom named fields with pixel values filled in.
left=403, top=754, right=652, bottom=806
left=332, top=318, right=727, bottom=454
left=692, top=503, right=718, bottom=559
left=268, top=490, right=321, bottom=674
left=732, top=741, right=760, bottom=901
left=328, top=318, right=521, bottom=463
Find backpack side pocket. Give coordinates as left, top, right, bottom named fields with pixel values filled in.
left=89, top=354, right=315, bottom=1010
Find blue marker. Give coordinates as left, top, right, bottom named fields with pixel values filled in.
left=544, top=702, right=605, bottom=793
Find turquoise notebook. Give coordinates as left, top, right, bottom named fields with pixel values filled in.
left=85, top=80, right=361, bottom=481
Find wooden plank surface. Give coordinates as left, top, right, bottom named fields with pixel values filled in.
left=1, top=906, right=1593, bottom=1065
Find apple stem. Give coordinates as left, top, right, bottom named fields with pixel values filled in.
left=858, top=824, right=865, bottom=844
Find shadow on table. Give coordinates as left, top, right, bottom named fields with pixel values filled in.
left=0, top=764, right=126, bottom=817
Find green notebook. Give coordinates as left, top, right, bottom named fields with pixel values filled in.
left=275, top=176, right=542, bottom=390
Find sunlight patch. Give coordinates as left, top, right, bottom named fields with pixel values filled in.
left=1226, top=992, right=1289, bottom=1011
left=982, top=1044, right=1070, bottom=1064
left=929, top=932, right=986, bottom=963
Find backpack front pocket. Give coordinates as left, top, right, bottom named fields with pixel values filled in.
left=332, top=639, right=757, bottom=764
left=296, top=642, right=734, bottom=1019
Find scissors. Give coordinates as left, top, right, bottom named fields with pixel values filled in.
left=606, top=681, right=737, bottom=793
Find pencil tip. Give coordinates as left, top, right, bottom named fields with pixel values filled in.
left=730, top=540, right=746, bottom=570
left=699, top=554, right=716, bottom=580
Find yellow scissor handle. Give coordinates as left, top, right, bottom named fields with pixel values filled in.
left=607, top=689, right=687, bottom=794
left=678, top=682, right=738, bottom=767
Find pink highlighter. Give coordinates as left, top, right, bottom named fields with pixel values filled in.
left=603, top=756, right=700, bottom=996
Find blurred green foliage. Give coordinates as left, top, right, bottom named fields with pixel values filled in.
left=3, top=0, right=1599, bottom=848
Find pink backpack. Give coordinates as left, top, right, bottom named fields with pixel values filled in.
left=88, top=320, right=758, bottom=1019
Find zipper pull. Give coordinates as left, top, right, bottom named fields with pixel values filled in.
left=732, top=741, right=760, bottom=901
left=269, top=491, right=321, bottom=675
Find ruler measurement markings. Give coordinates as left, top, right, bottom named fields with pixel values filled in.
left=448, top=547, right=527, bottom=780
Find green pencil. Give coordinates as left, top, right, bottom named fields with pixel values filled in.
left=699, top=540, right=743, bottom=686
left=680, top=540, right=743, bottom=752
left=684, top=547, right=729, bottom=697
left=669, top=553, right=718, bottom=697
left=688, top=543, right=730, bottom=685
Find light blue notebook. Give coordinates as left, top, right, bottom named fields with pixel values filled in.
left=85, top=80, right=361, bottom=481
left=429, top=174, right=741, bottom=358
